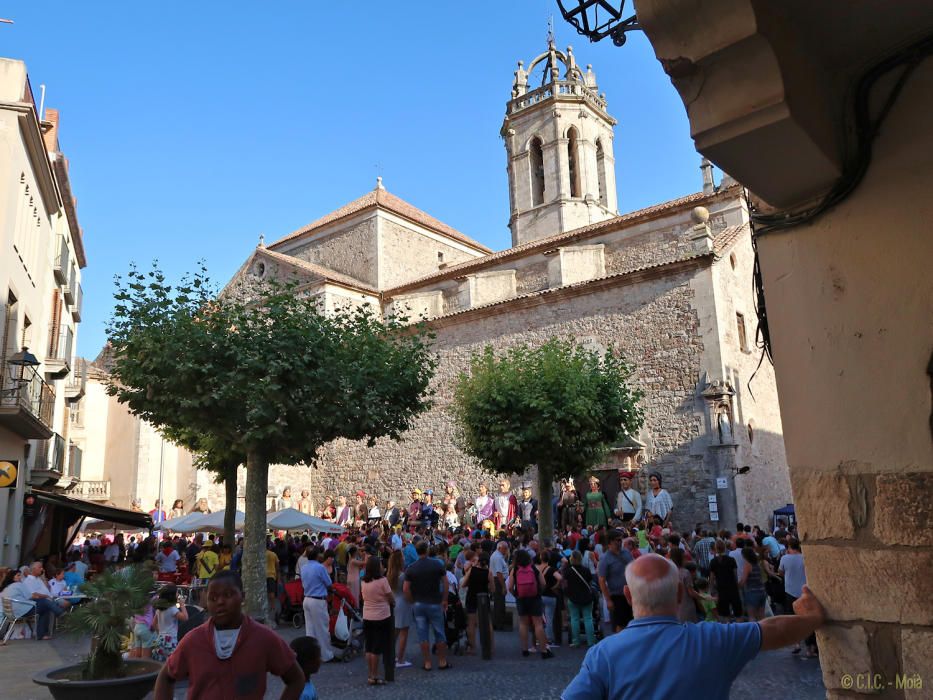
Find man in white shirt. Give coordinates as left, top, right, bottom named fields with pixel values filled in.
left=490, top=541, right=510, bottom=630
left=614, top=471, right=643, bottom=523
left=391, top=528, right=403, bottom=551
left=24, top=561, right=70, bottom=639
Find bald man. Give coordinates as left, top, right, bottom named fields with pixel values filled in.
left=561, top=553, right=825, bottom=700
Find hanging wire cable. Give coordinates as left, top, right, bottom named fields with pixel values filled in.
left=746, top=31, right=933, bottom=375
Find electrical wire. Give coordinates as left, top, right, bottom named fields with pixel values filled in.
left=746, top=31, right=933, bottom=371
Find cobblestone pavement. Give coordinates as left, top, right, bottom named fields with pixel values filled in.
left=2, top=624, right=825, bottom=699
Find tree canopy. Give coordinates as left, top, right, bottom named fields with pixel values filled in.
left=107, top=264, right=437, bottom=463
left=107, top=263, right=437, bottom=616
left=451, top=338, right=643, bottom=540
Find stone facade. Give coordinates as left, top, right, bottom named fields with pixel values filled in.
left=211, top=41, right=791, bottom=532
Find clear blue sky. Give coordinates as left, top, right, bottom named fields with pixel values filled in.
left=3, top=2, right=704, bottom=357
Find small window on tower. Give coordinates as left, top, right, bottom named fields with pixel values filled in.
left=437, top=251, right=444, bottom=263
left=530, top=137, right=545, bottom=206
left=567, top=127, right=581, bottom=198
left=736, top=312, right=748, bottom=352
left=595, top=139, right=608, bottom=206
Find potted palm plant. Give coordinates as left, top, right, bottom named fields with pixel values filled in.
left=32, top=564, right=163, bottom=700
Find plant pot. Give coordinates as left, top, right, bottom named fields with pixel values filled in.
left=32, top=659, right=162, bottom=700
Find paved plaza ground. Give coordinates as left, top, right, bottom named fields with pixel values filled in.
left=2, top=623, right=824, bottom=699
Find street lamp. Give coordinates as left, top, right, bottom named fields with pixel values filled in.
left=6, top=346, right=39, bottom=385
left=556, top=0, right=641, bottom=46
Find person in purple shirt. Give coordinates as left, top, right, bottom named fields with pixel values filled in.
left=562, top=554, right=826, bottom=700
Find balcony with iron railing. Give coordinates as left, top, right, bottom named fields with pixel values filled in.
left=31, top=432, right=66, bottom=485
left=45, top=325, right=73, bottom=378
left=67, top=442, right=82, bottom=480
left=0, top=360, right=55, bottom=439
left=71, top=282, right=83, bottom=321
left=63, top=263, right=77, bottom=305
left=65, top=356, right=86, bottom=400
left=54, top=234, right=70, bottom=285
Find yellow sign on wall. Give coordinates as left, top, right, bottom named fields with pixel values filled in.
left=0, top=461, right=18, bottom=488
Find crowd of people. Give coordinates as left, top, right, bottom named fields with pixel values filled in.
left=1, top=469, right=822, bottom=699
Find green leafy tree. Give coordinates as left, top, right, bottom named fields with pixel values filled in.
left=452, top=338, right=643, bottom=542
left=107, top=264, right=436, bottom=619
left=161, top=425, right=242, bottom=545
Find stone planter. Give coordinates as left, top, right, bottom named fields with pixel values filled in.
left=32, top=659, right=161, bottom=700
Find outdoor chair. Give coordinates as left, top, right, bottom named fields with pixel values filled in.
left=0, top=596, right=38, bottom=643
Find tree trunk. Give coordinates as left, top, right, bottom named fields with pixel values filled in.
left=223, top=465, right=237, bottom=549
left=537, top=471, right=555, bottom=545
left=243, top=450, right=270, bottom=622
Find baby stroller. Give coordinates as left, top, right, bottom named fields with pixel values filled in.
left=444, top=590, right=467, bottom=655
left=278, top=579, right=305, bottom=629
left=328, top=582, right=363, bottom=661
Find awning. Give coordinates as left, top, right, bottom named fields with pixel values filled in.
left=773, top=504, right=795, bottom=516
left=31, top=489, right=153, bottom=530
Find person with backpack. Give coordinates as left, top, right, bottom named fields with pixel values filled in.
left=562, top=550, right=597, bottom=647
left=509, top=548, right=554, bottom=659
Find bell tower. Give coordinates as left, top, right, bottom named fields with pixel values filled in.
left=502, top=41, right=619, bottom=247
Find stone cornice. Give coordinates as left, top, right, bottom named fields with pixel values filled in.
left=426, top=254, right=710, bottom=331
left=1, top=100, right=61, bottom=217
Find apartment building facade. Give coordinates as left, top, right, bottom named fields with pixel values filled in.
left=0, top=58, right=86, bottom=566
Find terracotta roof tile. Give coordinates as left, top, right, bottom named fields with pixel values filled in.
left=430, top=251, right=711, bottom=322
left=268, top=187, right=492, bottom=254
left=385, top=185, right=740, bottom=295
left=712, top=223, right=748, bottom=255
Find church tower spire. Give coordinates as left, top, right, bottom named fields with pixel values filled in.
left=502, top=42, right=618, bottom=247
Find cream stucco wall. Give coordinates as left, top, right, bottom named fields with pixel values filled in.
left=0, top=58, right=83, bottom=566
left=755, top=58, right=933, bottom=691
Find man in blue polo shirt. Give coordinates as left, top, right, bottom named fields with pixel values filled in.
left=562, top=553, right=825, bottom=700
left=300, top=548, right=335, bottom=663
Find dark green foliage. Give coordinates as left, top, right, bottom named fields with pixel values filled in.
left=107, top=264, right=436, bottom=463
left=106, top=263, right=436, bottom=617
left=452, top=338, right=643, bottom=540
left=62, top=565, right=156, bottom=679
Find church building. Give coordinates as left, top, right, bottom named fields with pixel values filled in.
left=218, top=41, right=791, bottom=529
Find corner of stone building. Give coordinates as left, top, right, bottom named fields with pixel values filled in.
left=794, top=465, right=933, bottom=696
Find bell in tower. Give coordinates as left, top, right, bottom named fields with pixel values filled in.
left=501, top=41, right=619, bottom=247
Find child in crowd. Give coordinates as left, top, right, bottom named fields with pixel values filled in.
left=695, top=578, right=717, bottom=622
left=152, top=584, right=189, bottom=662
left=290, top=635, right=322, bottom=700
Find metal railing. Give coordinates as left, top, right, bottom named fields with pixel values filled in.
left=0, top=363, right=55, bottom=428
left=72, top=283, right=83, bottom=321
left=63, top=264, right=77, bottom=304
left=68, top=443, right=82, bottom=479
left=54, top=235, right=70, bottom=284
left=48, top=326, right=74, bottom=363
left=34, top=432, right=66, bottom=474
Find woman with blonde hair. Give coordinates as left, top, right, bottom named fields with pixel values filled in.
left=387, top=550, right=414, bottom=669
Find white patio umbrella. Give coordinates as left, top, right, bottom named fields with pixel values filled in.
left=173, top=509, right=246, bottom=533
left=267, top=508, right=345, bottom=534
left=155, top=512, right=206, bottom=532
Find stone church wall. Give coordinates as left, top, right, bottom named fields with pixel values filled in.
left=287, top=217, right=379, bottom=287
left=379, top=218, right=478, bottom=290
left=213, top=264, right=725, bottom=530
left=712, top=236, right=792, bottom=528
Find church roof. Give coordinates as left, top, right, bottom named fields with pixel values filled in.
left=385, top=185, right=742, bottom=296
left=268, top=183, right=493, bottom=255
left=259, top=248, right=379, bottom=294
